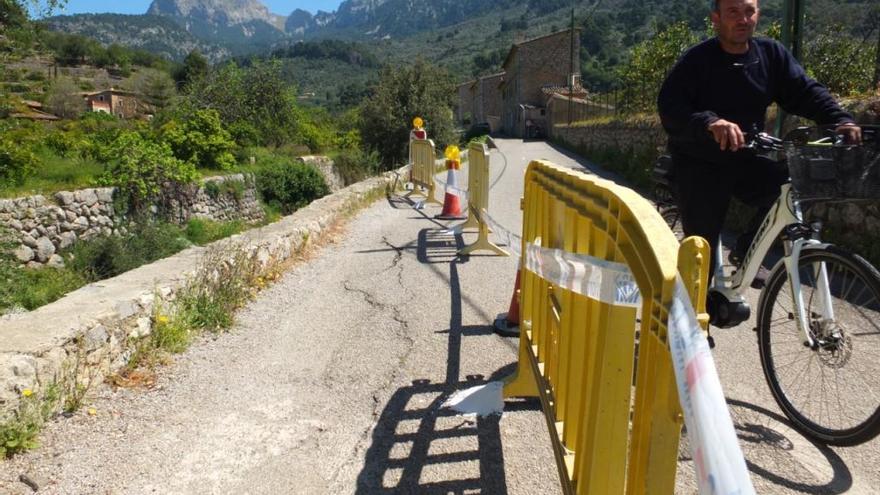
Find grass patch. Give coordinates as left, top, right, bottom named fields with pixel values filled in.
left=0, top=384, right=59, bottom=458
left=184, top=218, right=246, bottom=246
left=0, top=148, right=103, bottom=198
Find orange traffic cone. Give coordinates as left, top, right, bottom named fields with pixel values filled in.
left=436, top=145, right=466, bottom=220
left=494, top=269, right=521, bottom=337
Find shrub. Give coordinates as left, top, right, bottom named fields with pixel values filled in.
left=333, top=148, right=379, bottom=185
left=96, top=131, right=197, bottom=211
left=0, top=137, right=37, bottom=186
left=68, top=222, right=190, bottom=281
left=160, top=109, right=237, bottom=170
left=255, top=159, right=329, bottom=214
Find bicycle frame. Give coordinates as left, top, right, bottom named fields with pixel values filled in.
left=711, top=183, right=831, bottom=347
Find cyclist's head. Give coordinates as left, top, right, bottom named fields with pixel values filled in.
left=712, top=0, right=759, bottom=54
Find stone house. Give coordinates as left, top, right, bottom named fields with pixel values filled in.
left=457, top=80, right=476, bottom=125
left=474, top=72, right=504, bottom=132
left=499, top=28, right=581, bottom=138
left=456, top=72, right=505, bottom=132
left=84, top=89, right=141, bottom=118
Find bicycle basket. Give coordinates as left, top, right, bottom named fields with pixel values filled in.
left=785, top=139, right=880, bottom=200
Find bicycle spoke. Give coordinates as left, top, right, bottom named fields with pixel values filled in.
left=760, top=248, right=880, bottom=442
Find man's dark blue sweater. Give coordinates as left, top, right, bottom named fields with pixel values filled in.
left=658, top=36, right=853, bottom=165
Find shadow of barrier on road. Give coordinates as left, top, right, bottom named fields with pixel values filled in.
left=355, top=222, right=537, bottom=493
left=354, top=369, right=540, bottom=494
left=417, top=228, right=467, bottom=265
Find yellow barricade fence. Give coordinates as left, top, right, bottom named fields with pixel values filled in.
left=458, top=142, right=507, bottom=256
left=406, top=139, right=441, bottom=205
left=503, top=160, right=723, bottom=494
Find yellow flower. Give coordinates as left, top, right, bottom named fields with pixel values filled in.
left=87, top=408, right=97, bottom=416
left=21, top=389, right=33, bottom=397
left=156, top=315, right=170, bottom=325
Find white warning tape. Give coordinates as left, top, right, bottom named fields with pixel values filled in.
left=433, top=176, right=469, bottom=202
left=481, top=209, right=522, bottom=258
left=524, top=244, right=641, bottom=307
left=668, top=278, right=755, bottom=495
left=477, top=206, right=754, bottom=494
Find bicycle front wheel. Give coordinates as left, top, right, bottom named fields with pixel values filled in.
left=757, top=244, right=880, bottom=446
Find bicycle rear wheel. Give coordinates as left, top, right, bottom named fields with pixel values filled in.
left=757, top=244, right=880, bottom=446
left=659, top=205, right=684, bottom=241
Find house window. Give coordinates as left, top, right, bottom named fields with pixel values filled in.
left=540, top=109, right=545, bottom=116
left=99, top=96, right=104, bottom=101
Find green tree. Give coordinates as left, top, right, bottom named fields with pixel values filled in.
left=132, top=67, right=176, bottom=111
left=805, top=26, right=877, bottom=96
left=358, top=60, right=456, bottom=169
left=0, top=0, right=28, bottom=29
left=160, top=109, right=237, bottom=170
left=97, top=131, right=197, bottom=211
left=45, top=76, right=84, bottom=119
left=181, top=60, right=304, bottom=147
left=175, top=50, right=209, bottom=89
left=617, top=21, right=698, bottom=114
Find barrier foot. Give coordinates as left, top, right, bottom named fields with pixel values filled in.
left=503, top=321, right=539, bottom=398
left=455, top=215, right=481, bottom=232
left=458, top=236, right=508, bottom=257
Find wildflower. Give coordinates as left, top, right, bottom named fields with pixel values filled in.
left=156, top=315, right=170, bottom=325
left=21, top=389, right=33, bottom=397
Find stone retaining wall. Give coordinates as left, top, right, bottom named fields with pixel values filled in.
left=0, top=174, right=264, bottom=268
left=300, top=155, right=345, bottom=193
left=0, top=168, right=402, bottom=418
left=549, top=118, right=667, bottom=153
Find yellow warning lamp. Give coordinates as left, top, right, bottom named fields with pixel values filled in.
left=412, top=116, right=424, bottom=129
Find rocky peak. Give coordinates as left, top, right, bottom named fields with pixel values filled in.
left=147, top=0, right=284, bottom=29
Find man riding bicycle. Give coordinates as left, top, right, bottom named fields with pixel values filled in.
left=657, top=0, right=861, bottom=286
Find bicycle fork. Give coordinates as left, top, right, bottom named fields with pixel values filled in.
left=783, top=236, right=835, bottom=348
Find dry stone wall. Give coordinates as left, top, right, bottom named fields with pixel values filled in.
left=0, top=174, right=263, bottom=268
left=549, top=118, right=667, bottom=153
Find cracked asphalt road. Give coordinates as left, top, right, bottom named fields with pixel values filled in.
left=0, top=146, right=558, bottom=494
left=3, top=137, right=877, bottom=494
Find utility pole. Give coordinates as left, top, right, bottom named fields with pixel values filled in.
left=874, top=12, right=880, bottom=90
left=568, top=6, right=574, bottom=126
left=776, top=0, right=806, bottom=136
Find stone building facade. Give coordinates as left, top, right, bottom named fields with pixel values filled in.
left=457, top=81, right=476, bottom=125
left=500, top=29, right=581, bottom=137
left=84, top=89, right=141, bottom=119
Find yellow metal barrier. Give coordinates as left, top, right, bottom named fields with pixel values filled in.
left=503, top=160, right=709, bottom=494
left=406, top=139, right=441, bottom=205
left=458, top=142, right=507, bottom=256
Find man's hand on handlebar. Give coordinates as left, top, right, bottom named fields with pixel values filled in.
left=708, top=119, right=745, bottom=151
left=836, top=122, right=862, bottom=145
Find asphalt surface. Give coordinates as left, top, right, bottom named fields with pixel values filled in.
left=1, top=137, right=878, bottom=494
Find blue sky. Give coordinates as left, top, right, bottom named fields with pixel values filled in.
left=53, top=1, right=344, bottom=16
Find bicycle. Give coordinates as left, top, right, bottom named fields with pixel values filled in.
left=656, top=126, right=880, bottom=446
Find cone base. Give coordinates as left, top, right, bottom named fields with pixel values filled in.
left=493, top=313, right=520, bottom=337
left=435, top=214, right=467, bottom=220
